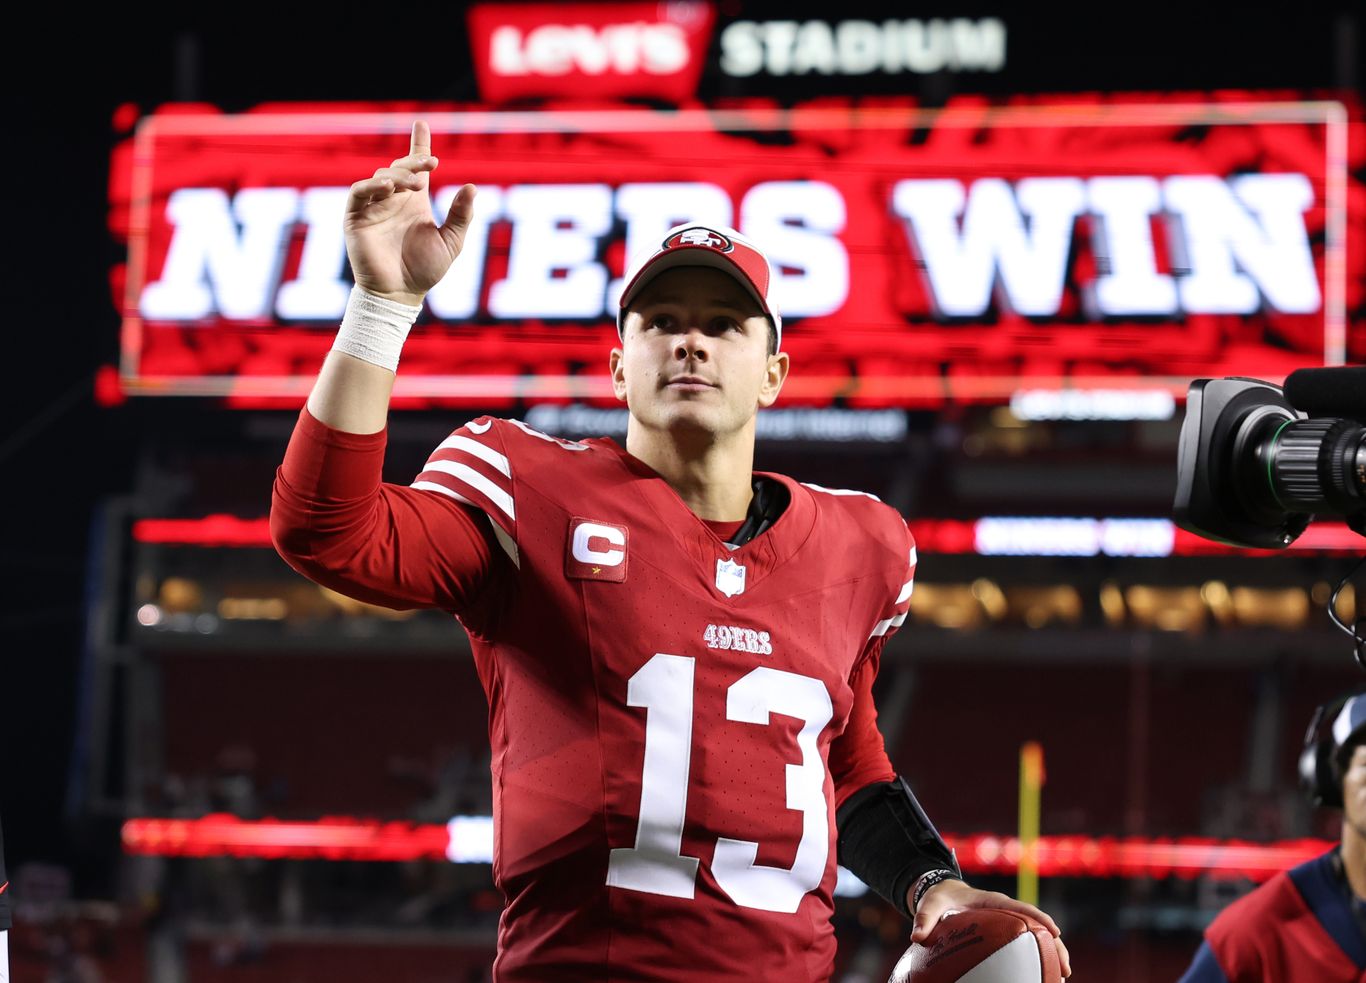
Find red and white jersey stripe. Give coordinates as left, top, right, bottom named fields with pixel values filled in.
left=412, top=417, right=517, bottom=540
left=868, top=544, right=916, bottom=644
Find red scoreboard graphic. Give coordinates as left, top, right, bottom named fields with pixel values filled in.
left=109, top=96, right=1361, bottom=408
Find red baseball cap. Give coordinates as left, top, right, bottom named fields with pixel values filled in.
left=617, top=223, right=783, bottom=347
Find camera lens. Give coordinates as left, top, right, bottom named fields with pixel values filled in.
left=1263, top=418, right=1366, bottom=515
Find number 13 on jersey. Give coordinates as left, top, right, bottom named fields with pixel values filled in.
left=606, top=653, right=835, bottom=914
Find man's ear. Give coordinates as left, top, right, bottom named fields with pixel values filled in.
left=609, top=346, right=628, bottom=402
left=758, top=351, right=789, bottom=408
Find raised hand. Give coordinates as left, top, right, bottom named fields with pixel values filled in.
left=344, top=120, right=476, bottom=308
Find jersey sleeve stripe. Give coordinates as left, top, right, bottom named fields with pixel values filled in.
left=801, top=481, right=882, bottom=501
left=433, top=435, right=511, bottom=477
left=896, top=579, right=915, bottom=605
left=868, top=610, right=909, bottom=641
left=415, top=461, right=516, bottom=521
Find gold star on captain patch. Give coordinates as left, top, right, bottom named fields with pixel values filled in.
left=592, top=567, right=602, bottom=574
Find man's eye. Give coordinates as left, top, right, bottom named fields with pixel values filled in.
left=713, top=318, right=740, bottom=332
left=649, top=314, right=675, bottom=330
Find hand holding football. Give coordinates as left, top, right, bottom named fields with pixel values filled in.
left=889, top=908, right=1063, bottom=983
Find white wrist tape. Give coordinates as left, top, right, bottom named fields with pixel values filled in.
left=332, top=287, right=422, bottom=373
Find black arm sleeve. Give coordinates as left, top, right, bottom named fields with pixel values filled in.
left=835, top=776, right=962, bottom=919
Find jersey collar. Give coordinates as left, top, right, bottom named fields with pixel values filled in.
left=597, top=438, right=817, bottom=599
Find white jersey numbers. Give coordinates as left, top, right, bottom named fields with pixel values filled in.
left=607, top=653, right=834, bottom=914
left=606, top=654, right=700, bottom=899
left=714, top=668, right=833, bottom=912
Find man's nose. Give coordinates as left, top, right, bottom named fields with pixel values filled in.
left=674, top=326, right=710, bottom=362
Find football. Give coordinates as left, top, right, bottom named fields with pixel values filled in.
left=888, top=908, right=1062, bottom=983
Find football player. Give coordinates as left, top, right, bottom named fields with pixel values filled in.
left=271, top=121, right=1071, bottom=981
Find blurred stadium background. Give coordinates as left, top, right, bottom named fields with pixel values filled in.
left=7, top=4, right=1365, bottom=980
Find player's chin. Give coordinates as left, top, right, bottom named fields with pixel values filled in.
left=657, top=405, right=727, bottom=437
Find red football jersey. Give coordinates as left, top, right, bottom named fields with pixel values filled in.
left=410, top=417, right=913, bottom=981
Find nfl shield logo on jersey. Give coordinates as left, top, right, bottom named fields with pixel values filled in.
left=715, top=558, right=746, bottom=597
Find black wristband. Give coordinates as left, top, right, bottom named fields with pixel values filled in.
left=911, top=868, right=960, bottom=914
left=836, top=776, right=961, bottom=920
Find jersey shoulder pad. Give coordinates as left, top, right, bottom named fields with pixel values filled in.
left=498, top=418, right=594, bottom=456
left=801, top=481, right=913, bottom=557
left=410, top=417, right=520, bottom=541
left=800, top=482, right=917, bottom=645
left=410, top=418, right=595, bottom=541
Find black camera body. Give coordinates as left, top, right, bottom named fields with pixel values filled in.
left=1173, top=368, right=1365, bottom=549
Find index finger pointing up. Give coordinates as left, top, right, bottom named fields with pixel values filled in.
left=410, top=120, right=431, bottom=159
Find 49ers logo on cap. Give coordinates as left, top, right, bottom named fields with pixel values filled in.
left=618, top=221, right=783, bottom=345
left=666, top=227, right=732, bottom=252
